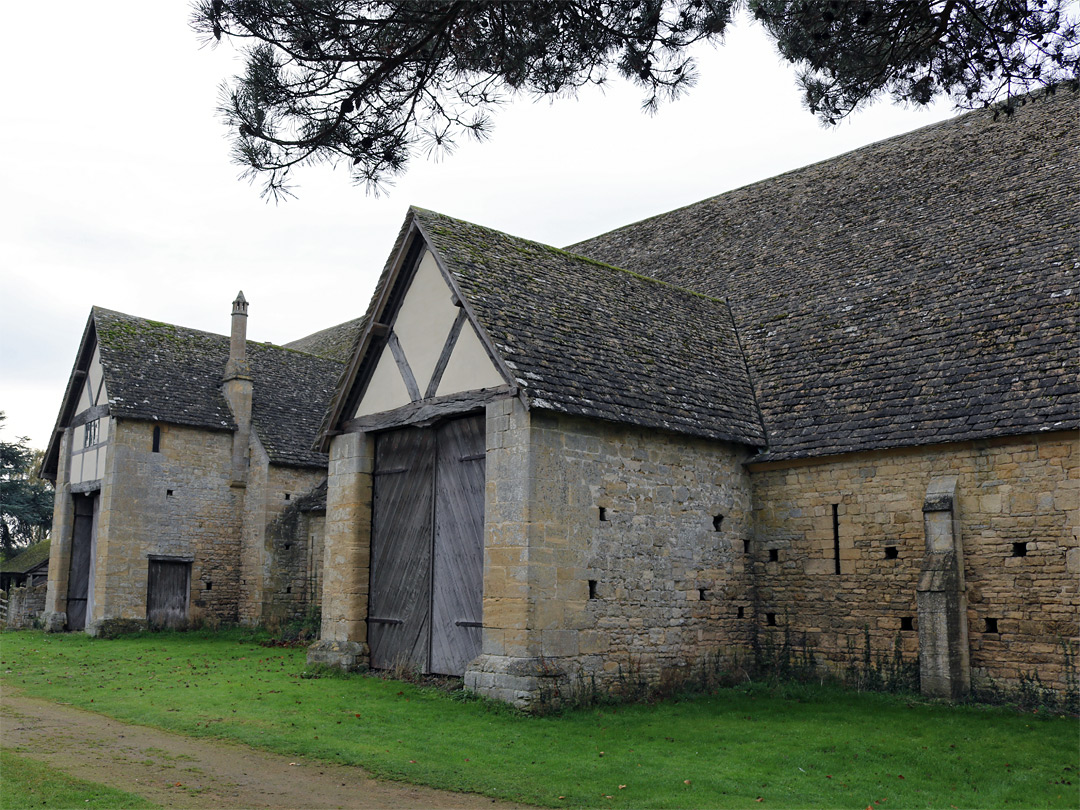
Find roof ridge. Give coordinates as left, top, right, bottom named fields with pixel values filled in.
left=93, top=306, right=342, bottom=362
left=411, top=207, right=729, bottom=305
left=567, top=85, right=1078, bottom=252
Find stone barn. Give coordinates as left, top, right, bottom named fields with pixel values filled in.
left=310, top=88, right=1077, bottom=708
left=40, top=296, right=360, bottom=634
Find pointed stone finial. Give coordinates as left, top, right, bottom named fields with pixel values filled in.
left=233, top=290, right=249, bottom=316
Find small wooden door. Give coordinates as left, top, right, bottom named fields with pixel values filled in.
left=65, top=494, right=96, bottom=631
left=147, top=560, right=190, bottom=628
left=368, top=415, right=485, bottom=676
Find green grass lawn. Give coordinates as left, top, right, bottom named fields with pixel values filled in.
left=1, top=629, right=1077, bottom=809
left=0, top=748, right=158, bottom=809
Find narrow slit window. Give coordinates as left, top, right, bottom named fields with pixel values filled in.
left=1011, top=542, right=1027, bottom=557
left=737, top=606, right=745, bottom=619
left=284, top=493, right=291, bottom=501
left=286, top=586, right=292, bottom=594
left=884, top=545, right=899, bottom=560
left=766, top=612, right=777, bottom=627
left=598, top=506, right=608, bottom=522
left=768, top=548, right=779, bottom=563
left=152, top=425, right=161, bottom=453
left=900, top=616, right=914, bottom=631
left=588, top=579, right=598, bottom=599
left=698, top=588, right=707, bottom=601
left=832, top=503, right=841, bottom=575
left=205, top=580, right=213, bottom=591
left=743, top=538, right=751, bottom=554
left=712, top=514, right=724, bottom=531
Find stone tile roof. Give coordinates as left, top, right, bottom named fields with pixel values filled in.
left=413, top=208, right=767, bottom=447
left=568, top=88, right=1079, bottom=462
left=284, top=318, right=365, bottom=363
left=0, top=540, right=50, bottom=575
left=93, top=308, right=343, bottom=468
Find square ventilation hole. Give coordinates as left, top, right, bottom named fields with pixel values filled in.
left=768, top=548, right=779, bottom=563
left=284, top=493, right=291, bottom=501
left=766, top=613, right=777, bottom=627
left=712, top=514, right=724, bottom=531
left=166, top=489, right=174, bottom=498
left=884, top=546, right=899, bottom=560
left=1011, top=542, right=1027, bottom=557
left=984, top=617, right=999, bottom=634
left=205, top=581, right=213, bottom=591
left=900, top=616, right=914, bottom=632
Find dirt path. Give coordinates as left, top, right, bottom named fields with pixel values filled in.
left=1, top=690, right=528, bottom=809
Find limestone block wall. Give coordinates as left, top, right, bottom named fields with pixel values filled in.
left=472, top=399, right=756, bottom=704
left=260, top=485, right=327, bottom=626
left=3, top=583, right=48, bottom=629
left=92, top=420, right=243, bottom=629
left=749, top=431, right=1078, bottom=692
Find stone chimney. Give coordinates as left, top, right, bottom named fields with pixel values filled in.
left=222, top=291, right=253, bottom=486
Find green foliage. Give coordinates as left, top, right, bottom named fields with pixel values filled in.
left=0, top=748, right=158, bottom=809
left=753, top=0, right=1079, bottom=123
left=971, top=638, right=1080, bottom=715
left=192, top=1, right=1079, bottom=196
left=4, top=630, right=1078, bottom=809
left=0, top=412, right=53, bottom=558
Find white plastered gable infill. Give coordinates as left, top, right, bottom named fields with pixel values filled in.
left=354, top=248, right=504, bottom=419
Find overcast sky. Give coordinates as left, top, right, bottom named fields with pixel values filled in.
left=0, top=3, right=955, bottom=451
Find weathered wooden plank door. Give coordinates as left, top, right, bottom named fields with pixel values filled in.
left=369, top=427, right=435, bottom=672
left=368, top=415, right=486, bottom=677
left=147, top=560, right=190, bottom=628
left=430, top=416, right=486, bottom=675
left=65, top=494, right=95, bottom=631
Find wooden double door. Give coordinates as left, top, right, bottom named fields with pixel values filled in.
left=368, top=415, right=486, bottom=676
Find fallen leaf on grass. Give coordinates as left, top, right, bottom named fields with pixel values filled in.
left=755, top=798, right=764, bottom=803
left=683, top=780, right=691, bottom=785
left=619, top=785, right=626, bottom=790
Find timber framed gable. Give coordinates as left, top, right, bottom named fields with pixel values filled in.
left=323, top=216, right=515, bottom=441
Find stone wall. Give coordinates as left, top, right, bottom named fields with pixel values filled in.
left=261, top=485, right=326, bottom=627
left=749, top=431, right=1078, bottom=693
left=93, top=419, right=244, bottom=631
left=237, top=435, right=327, bottom=627
left=3, top=583, right=48, bottom=629
left=468, top=399, right=756, bottom=707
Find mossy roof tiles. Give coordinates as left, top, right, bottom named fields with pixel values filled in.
left=568, top=88, right=1079, bottom=461
left=284, top=317, right=365, bottom=363
left=93, top=308, right=343, bottom=468
left=412, top=208, right=766, bottom=447
left=0, top=540, right=51, bottom=574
